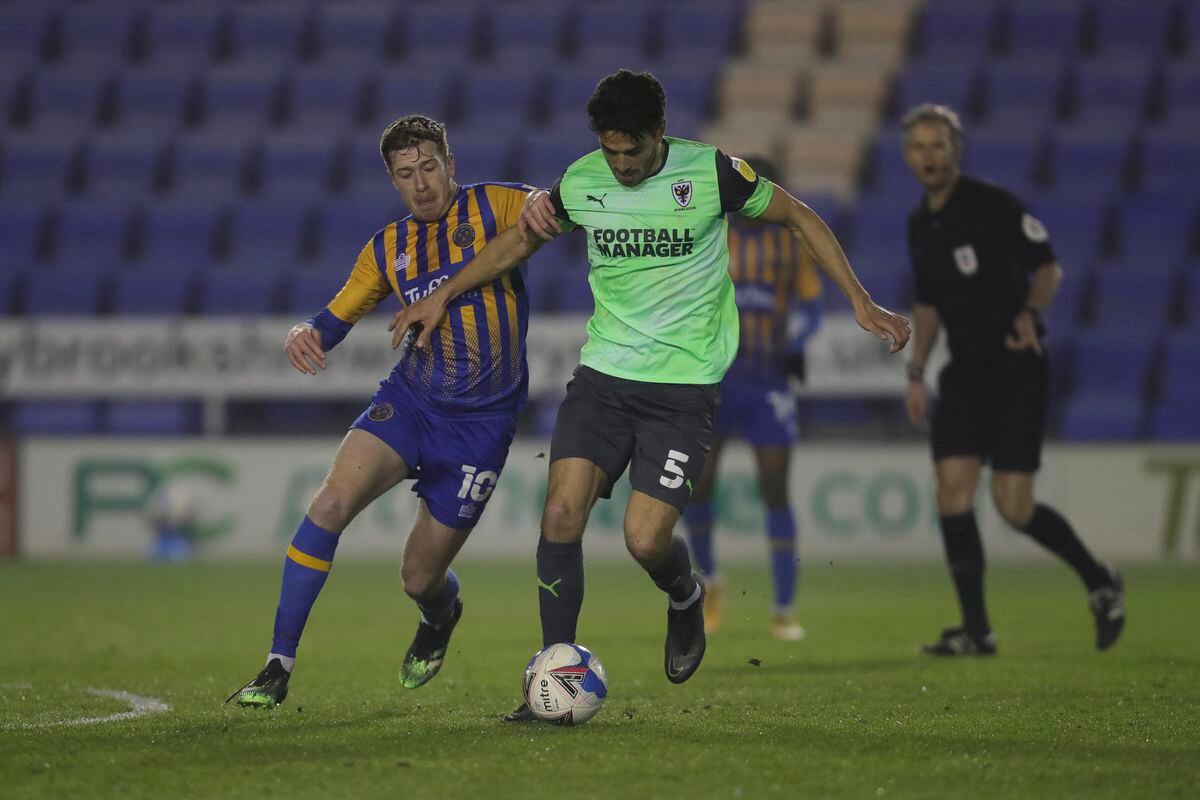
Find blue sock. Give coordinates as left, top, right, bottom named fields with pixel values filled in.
left=417, top=568, right=460, bottom=629
left=682, top=503, right=716, bottom=580
left=270, top=516, right=340, bottom=659
left=767, top=507, right=798, bottom=610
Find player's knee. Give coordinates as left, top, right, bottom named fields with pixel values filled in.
left=992, top=486, right=1034, bottom=528
left=306, top=484, right=357, bottom=530
left=400, top=562, right=438, bottom=601
left=541, top=499, right=587, bottom=542
left=759, top=478, right=789, bottom=509
left=935, top=481, right=975, bottom=515
left=623, top=525, right=670, bottom=566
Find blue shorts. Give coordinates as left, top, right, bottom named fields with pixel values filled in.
left=713, top=377, right=797, bottom=447
left=350, top=380, right=518, bottom=530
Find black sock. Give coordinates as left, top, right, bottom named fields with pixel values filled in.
left=536, top=537, right=584, bottom=647
left=1018, top=504, right=1109, bottom=591
left=645, top=535, right=699, bottom=606
left=939, top=511, right=990, bottom=635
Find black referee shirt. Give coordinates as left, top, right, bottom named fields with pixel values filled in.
left=907, top=174, right=1056, bottom=366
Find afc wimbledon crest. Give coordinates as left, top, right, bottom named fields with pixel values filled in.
left=671, top=180, right=692, bottom=208
left=953, top=244, right=979, bottom=276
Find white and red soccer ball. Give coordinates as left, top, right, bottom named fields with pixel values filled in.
left=522, top=643, right=608, bottom=726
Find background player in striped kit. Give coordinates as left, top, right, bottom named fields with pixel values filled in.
left=681, top=156, right=822, bottom=642
left=228, top=116, right=533, bottom=708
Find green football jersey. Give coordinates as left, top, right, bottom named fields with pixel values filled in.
left=550, top=137, right=774, bottom=384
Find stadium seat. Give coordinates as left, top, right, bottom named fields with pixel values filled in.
left=110, top=69, right=198, bottom=133
left=912, top=1, right=998, bottom=64
left=140, top=5, right=225, bottom=73
left=111, top=269, right=194, bottom=315
left=283, top=268, right=350, bottom=313
left=22, top=268, right=108, bottom=314
left=0, top=134, right=79, bottom=202
left=198, top=267, right=282, bottom=314
left=373, top=71, right=458, bottom=127
left=484, top=2, right=567, bottom=65
left=52, top=199, right=136, bottom=268
left=1070, top=331, right=1156, bottom=396
left=0, top=197, right=48, bottom=268
left=519, top=131, right=590, bottom=189
left=14, top=401, right=101, bottom=435
left=1152, top=396, right=1200, bottom=439
left=848, top=197, right=910, bottom=276
left=1003, top=1, right=1084, bottom=59
left=575, top=4, right=656, bottom=61
left=1068, top=59, right=1154, bottom=128
left=1026, top=194, right=1108, bottom=269
left=196, top=64, right=286, bottom=136
left=556, top=263, right=594, bottom=314
left=1090, top=265, right=1176, bottom=329
left=963, top=131, right=1044, bottom=193
left=1059, top=395, right=1143, bottom=440
left=255, top=131, right=342, bottom=199
left=1155, top=64, right=1200, bottom=132
left=283, top=64, right=370, bottom=133
left=1115, top=193, right=1197, bottom=268
left=104, top=401, right=198, bottom=436
left=890, top=63, right=980, bottom=120
left=56, top=4, right=139, bottom=66
left=1091, top=0, right=1174, bottom=58
left=401, top=7, right=483, bottom=67
left=1045, top=130, right=1132, bottom=197
left=136, top=198, right=225, bottom=273
left=167, top=133, right=252, bottom=199
left=313, top=196, right=403, bottom=268
left=227, top=198, right=314, bottom=266
left=661, top=2, right=740, bottom=56
left=80, top=131, right=168, bottom=201
left=459, top=70, right=541, bottom=129
left=1160, top=331, right=1200, bottom=398
left=22, top=66, right=112, bottom=137
left=0, top=264, right=20, bottom=315
left=225, top=3, right=310, bottom=68
left=1138, top=128, right=1200, bottom=197
left=980, top=58, right=1068, bottom=124
left=0, top=4, right=52, bottom=67
left=446, top=131, right=522, bottom=184
left=313, top=3, right=398, bottom=67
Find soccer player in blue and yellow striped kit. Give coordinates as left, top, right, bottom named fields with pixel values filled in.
left=681, top=158, right=822, bottom=642
left=229, top=115, right=533, bottom=707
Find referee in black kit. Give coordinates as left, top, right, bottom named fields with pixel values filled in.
left=900, top=104, right=1125, bottom=656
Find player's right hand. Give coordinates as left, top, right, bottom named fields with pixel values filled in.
left=905, top=380, right=929, bottom=427
left=285, top=323, right=325, bottom=375
left=518, top=188, right=561, bottom=243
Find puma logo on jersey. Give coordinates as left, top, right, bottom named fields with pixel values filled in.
left=586, top=193, right=607, bottom=207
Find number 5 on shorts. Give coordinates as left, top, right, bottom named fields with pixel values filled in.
left=659, top=450, right=690, bottom=489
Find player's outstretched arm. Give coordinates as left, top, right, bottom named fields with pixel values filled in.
left=756, top=188, right=912, bottom=353
left=285, top=323, right=325, bottom=375
left=388, top=224, right=543, bottom=350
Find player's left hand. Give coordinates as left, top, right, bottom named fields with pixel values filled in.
left=388, top=293, right=446, bottom=351
left=518, top=188, right=561, bottom=243
left=854, top=299, right=911, bottom=353
left=1005, top=309, right=1043, bottom=355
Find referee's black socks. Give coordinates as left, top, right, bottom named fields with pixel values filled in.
left=646, top=535, right=700, bottom=606
left=1018, top=504, right=1110, bottom=592
left=536, top=536, right=584, bottom=648
left=939, top=511, right=991, bottom=636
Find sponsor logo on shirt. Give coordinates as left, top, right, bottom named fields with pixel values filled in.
left=591, top=228, right=695, bottom=258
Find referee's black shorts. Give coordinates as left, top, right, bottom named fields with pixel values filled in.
left=931, top=352, right=1049, bottom=473
left=549, top=365, right=720, bottom=511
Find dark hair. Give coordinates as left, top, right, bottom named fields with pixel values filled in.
left=586, top=69, right=666, bottom=140
left=379, top=114, right=449, bottom=168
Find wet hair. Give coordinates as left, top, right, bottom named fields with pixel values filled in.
left=586, top=69, right=667, bottom=140
left=901, top=103, right=964, bottom=147
left=379, top=114, right=449, bottom=168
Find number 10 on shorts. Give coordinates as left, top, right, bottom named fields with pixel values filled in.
left=659, top=450, right=690, bottom=489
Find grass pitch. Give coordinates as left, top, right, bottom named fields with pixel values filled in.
left=1, top=559, right=1197, bottom=800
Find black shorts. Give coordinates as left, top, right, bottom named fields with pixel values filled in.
left=549, top=365, right=720, bottom=511
left=931, top=352, right=1048, bottom=472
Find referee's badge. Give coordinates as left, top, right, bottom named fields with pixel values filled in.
left=953, top=245, right=979, bottom=276
left=1022, top=213, right=1049, bottom=242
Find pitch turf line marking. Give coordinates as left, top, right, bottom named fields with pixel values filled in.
left=0, top=686, right=171, bottom=730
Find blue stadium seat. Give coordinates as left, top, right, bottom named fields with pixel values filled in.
left=519, top=131, right=591, bottom=189
left=284, top=64, right=370, bottom=132
left=0, top=134, right=79, bottom=202
left=661, top=2, right=740, bottom=55
left=556, top=263, right=595, bottom=314
left=104, top=401, right=198, bottom=436
left=284, top=268, right=348, bottom=313
left=848, top=197, right=910, bottom=275
left=110, top=69, right=197, bottom=133
left=1046, top=130, right=1131, bottom=196
left=313, top=3, right=398, bottom=67
left=227, top=198, right=313, bottom=265
left=1138, top=128, right=1200, bottom=197
left=1070, top=331, right=1156, bottom=396
left=52, top=199, right=135, bottom=268
left=1152, top=396, right=1200, bottom=439
left=1115, top=193, right=1197, bottom=267
left=1026, top=194, right=1107, bottom=268
left=226, top=3, right=310, bottom=68
left=1156, top=64, right=1200, bottom=132
left=314, top=196, right=403, bottom=266
left=196, top=65, right=285, bottom=136
left=22, top=268, right=108, bottom=314
left=1160, top=332, right=1200, bottom=399
left=1091, top=0, right=1174, bottom=57
left=576, top=4, right=655, bottom=60
left=1003, top=1, right=1084, bottom=58
left=111, top=269, right=194, bottom=315
left=1186, top=270, right=1200, bottom=328
left=459, top=70, right=541, bottom=129
left=1091, top=265, right=1175, bottom=328
left=448, top=131, right=522, bottom=184
left=0, top=70, right=24, bottom=126
left=963, top=131, right=1043, bottom=192
left=1050, top=261, right=1089, bottom=324
left=864, top=133, right=916, bottom=201
left=256, top=131, right=342, bottom=199
left=913, top=1, right=998, bottom=63
left=80, top=132, right=168, bottom=201
left=523, top=255, right=561, bottom=313
left=1069, top=59, right=1154, bottom=127
left=0, top=263, right=20, bottom=315
left=1059, top=395, right=1143, bottom=440
left=373, top=70, right=458, bottom=126
left=23, top=66, right=112, bottom=137
left=0, top=197, right=48, bottom=268
left=890, top=64, right=979, bottom=119
left=199, top=267, right=282, bottom=314
left=981, top=58, right=1067, bottom=126
left=141, top=5, right=224, bottom=72
left=654, top=67, right=718, bottom=122
left=546, top=72, right=607, bottom=124
left=14, top=401, right=101, bottom=435
left=167, top=133, right=252, bottom=199
left=0, top=5, right=53, bottom=66
left=136, top=198, right=225, bottom=272
left=485, top=2, right=567, bottom=65
left=402, top=6, right=483, bottom=67
left=57, top=5, right=139, bottom=66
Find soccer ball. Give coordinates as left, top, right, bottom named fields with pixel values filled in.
left=522, top=643, right=608, bottom=726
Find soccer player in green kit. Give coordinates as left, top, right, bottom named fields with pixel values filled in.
left=389, top=70, right=911, bottom=721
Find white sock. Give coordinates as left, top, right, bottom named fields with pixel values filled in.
left=669, top=583, right=702, bottom=611
left=268, top=653, right=295, bottom=674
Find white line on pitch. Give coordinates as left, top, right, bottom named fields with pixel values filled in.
left=0, top=687, right=171, bottom=730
